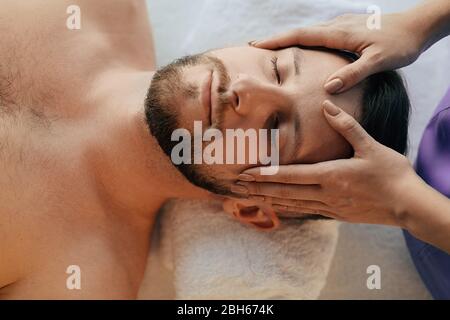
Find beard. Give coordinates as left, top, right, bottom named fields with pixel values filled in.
left=144, top=53, right=233, bottom=195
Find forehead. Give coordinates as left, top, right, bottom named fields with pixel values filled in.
left=210, top=46, right=364, bottom=164
left=209, top=45, right=353, bottom=69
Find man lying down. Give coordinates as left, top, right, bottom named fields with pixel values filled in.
left=0, top=0, right=409, bottom=299
left=147, top=46, right=410, bottom=228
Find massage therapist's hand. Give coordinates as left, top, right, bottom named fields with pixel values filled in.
left=237, top=100, right=418, bottom=227
left=251, top=13, right=423, bottom=93
left=251, top=0, right=450, bottom=93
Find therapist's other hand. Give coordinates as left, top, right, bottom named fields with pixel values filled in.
left=237, top=100, right=417, bottom=227
left=251, top=13, right=423, bottom=94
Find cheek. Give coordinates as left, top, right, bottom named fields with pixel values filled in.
left=301, top=127, right=353, bottom=163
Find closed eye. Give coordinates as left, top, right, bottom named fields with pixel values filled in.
left=271, top=56, right=281, bottom=85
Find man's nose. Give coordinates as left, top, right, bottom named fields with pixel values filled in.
left=229, top=73, right=284, bottom=116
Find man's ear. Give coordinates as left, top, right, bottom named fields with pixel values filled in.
left=222, top=198, right=280, bottom=231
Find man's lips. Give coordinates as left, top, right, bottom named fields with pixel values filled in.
left=201, top=70, right=213, bottom=127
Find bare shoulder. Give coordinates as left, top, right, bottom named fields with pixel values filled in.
left=0, top=0, right=156, bottom=120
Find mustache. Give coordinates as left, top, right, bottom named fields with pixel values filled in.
left=206, top=55, right=232, bottom=131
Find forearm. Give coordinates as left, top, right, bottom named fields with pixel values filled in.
left=406, top=0, right=450, bottom=51
left=398, top=173, right=450, bottom=253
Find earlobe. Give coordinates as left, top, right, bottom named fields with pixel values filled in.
left=222, top=198, right=280, bottom=231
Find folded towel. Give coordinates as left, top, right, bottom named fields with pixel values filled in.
left=160, top=200, right=339, bottom=299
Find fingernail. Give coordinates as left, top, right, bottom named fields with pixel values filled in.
left=323, top=100, right=341, bottom=116
left=231, top=185, right=248, bottom=195
left=238, top=174, right=255, bottom=182
left=324, top=78, right=343, bottom=94
left=248, top=40, right=256, bottom=46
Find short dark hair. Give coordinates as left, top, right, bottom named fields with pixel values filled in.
left=360, top=70, right=410, bottom=155
left=334, top=49, right=410, bottom=155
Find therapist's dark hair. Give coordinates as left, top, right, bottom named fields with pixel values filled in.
left=360, top=70, right=410, bottom=155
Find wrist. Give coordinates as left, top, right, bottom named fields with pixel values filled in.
left=393, top=170, right=450, bottom=240
left=391, top=169, right=425, bottom=230
left=405, top=0, right=450, bottom=52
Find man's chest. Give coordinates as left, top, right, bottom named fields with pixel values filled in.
left=1, top=228, right=151, bottom=299
left=0, top=178, right=154, bottom=299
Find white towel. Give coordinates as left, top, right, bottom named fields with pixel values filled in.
left=151, top=0, right=368, bottom=66
left=160, top=200, right=339, bottom=299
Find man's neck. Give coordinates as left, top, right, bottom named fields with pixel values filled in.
left=88, top=69, right=209, bottom=221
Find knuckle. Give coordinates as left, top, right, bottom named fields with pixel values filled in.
left=364, top=139, right=378, bottom=153
left=293, top=199, right=305, bottom=207
left=284, top=172, right=297, bottom=183
left=344, top=66, right=362, bottom=82
left=250, top=183, right=260, bottom=194
left=339, top=115, right=358, bottom=132
left=336, top=179, right=350, bottom=192
left=255, top=175, right=267, bottom=182
left=326, top=171, right=340, bottom=186
left=279, top=185, right=291, bottom=198
left=334, top=27, right=350, bottom=39
left=368, top=50, right=384, bottom=65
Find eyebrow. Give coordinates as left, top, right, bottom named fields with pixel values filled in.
left=289, top=47, right=303, bottom=162
left=291, top=112, right=302, bottom=162
left=266, top=47, right=303, bottom=163
left=282, top=105, right=302, bottom=164
left=291, top=47, right=302, bottom=76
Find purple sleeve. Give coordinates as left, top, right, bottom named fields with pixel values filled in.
left=405, top=85, right=450, bottom=300
left=415, top=86, right=450, bottom=197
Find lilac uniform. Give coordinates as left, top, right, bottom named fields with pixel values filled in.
left=404, top=85, right=450, bottom=299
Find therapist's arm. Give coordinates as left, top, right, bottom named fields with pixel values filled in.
left=400, top=172, right=450, bottom=253
left=251, top=0, right=450, bottom=93
left=237, top=101, right=450, bottom=253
